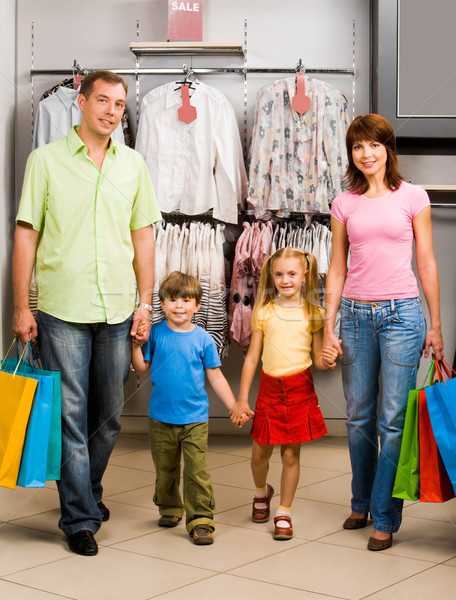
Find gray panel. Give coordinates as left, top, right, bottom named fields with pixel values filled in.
left=373, top=0, right=456, bottom=137
left=398, top=0, right=456, bottom=117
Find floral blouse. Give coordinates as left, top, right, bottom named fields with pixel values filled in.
left=247, top=77, right=349, bottom=217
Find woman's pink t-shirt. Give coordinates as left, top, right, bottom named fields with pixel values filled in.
left=331, top=181, right=430, bottom=300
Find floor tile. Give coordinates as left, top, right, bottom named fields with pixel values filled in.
left=217, top=496, right=348, bottom=540
left=0, top=580, right=67, bottom=599
left=403, top=497, right=456, bottom=523
left=113, top=522, right=305, bottom=571
left=294, top=472, right=352, bottom=507
left=212, top=482, right=255, bottom=513
left=5, top=548, right=214, bottom=600
left=0, top=524, right=67, bottom=577
left=0, top=486, right=59, bottom=522
left=110, top=434, right=150, bottom=456
left=229, top=541, right=431, bottom=599
left=154, top=573, right=343, bottom=600
left=3, top=433, right=456, bottom=600
left=101, top=464, right=155, bottom=496
left=108, top=448, right=156, bottom=472
left=320, top=515, right=456, bottom=563
left=210, top=460, right=342, bottom=490
left=365, top=564, right=456, bottom=600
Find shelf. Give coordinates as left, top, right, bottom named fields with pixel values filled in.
left=130, top=42, right=244, bottom=56
left=420, top=185, right=456, bottom=191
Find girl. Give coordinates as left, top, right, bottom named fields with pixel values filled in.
left=324, top=114, right=443, bottom=551
left=232, top=247, right=338, bottom=540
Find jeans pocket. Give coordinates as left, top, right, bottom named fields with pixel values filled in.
left=387, top=306, right=426, bottom=367
left=340, top=311, right=359, bottom=366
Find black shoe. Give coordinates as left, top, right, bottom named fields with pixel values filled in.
left=67, top=530, right=98, bottom=556
left=97, top=501, right=110, bottom=522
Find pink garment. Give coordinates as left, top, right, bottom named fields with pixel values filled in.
left=229, top=222, right=255, bottom=347
left=331, top=182, right=430, bottom=300
left=251, top=222, right=273, bottom=297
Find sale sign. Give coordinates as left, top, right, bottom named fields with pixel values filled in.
left=168, top=1, right=203, bottom=41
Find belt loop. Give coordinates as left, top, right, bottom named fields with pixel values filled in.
left=350, top=300, right=355, bottom=315
left=391, top=299, right=395, bottom=312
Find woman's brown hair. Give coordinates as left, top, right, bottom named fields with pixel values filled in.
left=344, top=113, right=403, bottom=194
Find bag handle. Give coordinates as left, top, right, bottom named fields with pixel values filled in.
left=439, top=358, right=455, bottom=379
left=1, top=339, right=33, bottom=376
left=422, top=360, right=436, bottom=387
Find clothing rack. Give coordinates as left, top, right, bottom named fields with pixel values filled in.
left=30, top=18, right=357, bottom=152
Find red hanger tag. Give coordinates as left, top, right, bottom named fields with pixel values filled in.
left=178, top=85, right=197, bottom=124
left=291, top=72, right=311, bottom=114
left=73, top=74, right=82, bottom=90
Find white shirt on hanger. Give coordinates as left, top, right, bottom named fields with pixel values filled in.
left=135, top=80, right=247, bottom=224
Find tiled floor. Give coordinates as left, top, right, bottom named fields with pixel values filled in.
left=1, top=433, right=456, bottom=599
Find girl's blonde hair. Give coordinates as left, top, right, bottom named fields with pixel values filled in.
left=252, top=247, right=324, bottom=333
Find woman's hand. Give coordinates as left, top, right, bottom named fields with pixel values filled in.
left=425, top=326, right=444, bottom=361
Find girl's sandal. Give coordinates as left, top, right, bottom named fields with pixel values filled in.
left=273, top=515, right=293, bottom=540
left=251, top=484, right=274, bottom=522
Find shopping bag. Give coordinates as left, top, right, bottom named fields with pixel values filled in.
left=426, top=360, right=456, bottom=493
left=392, top=388, right=420, bottom=500
left=419, top=387, right=455, bottom=502
left=0, top=344, right=38, bottom=489
left=2, top=357, right=62, bottom=482
left=392, top=362, right=434, bottom=501
left=2, top=343, right=62, bottom=486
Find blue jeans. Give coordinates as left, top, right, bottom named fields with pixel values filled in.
left=36, top=311, right=132, bottom=536
left=340, top=298, right=426, bottom=533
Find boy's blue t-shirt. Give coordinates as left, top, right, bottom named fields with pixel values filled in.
left=142, top=320, right=221, bottom=424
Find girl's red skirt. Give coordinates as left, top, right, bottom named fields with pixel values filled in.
left=250, top=368, right=327, bottom=445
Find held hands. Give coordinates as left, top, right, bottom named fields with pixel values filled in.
left=322, top=329, right=343, bottom=369
left=130, top=306, right=151, bottom=346
left=230, top=401, right=254, bottom=429
left=321, top=343, right=341, bottom=369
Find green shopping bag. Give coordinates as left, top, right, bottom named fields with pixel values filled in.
left=392, top=362, right=435, bottom=501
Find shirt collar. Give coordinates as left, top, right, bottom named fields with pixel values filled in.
left=55, top=86, right=80, bottom=111
left=66, top=126, right=119, bottom=157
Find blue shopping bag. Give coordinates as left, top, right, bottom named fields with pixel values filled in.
left=1, top=343, right=62, bottom=487
left=425, top=360, right=456, bottom=494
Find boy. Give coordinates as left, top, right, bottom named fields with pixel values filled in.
left=132, top=271, right=247, bottom=545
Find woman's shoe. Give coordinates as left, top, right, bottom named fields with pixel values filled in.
left=252, top=484, right=274, bottom=523
left=273, top=515, right=293, bottom=540
left=343, top=514, right=368, bottom=529
left=367, top=534, right=393, bottom=551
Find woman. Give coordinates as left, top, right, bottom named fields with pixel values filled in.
left=323, top=114, right=444, bottom=551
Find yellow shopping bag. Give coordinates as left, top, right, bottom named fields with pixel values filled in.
left=0, top=366, right=38, bottom=489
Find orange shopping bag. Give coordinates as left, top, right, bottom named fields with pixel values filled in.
left=0, top=346, right=38, bottom=489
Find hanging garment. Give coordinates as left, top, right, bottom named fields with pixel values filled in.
left=151, top=220, right=229, bottom=357
left=136, top=80, right=247, bottom=224
left=229, top=218, right=332, bottom=347
left=247, top=77, right=349, bottom=217
left=33, top=85, right=126, bottom=149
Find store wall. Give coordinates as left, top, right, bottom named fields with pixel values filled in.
left=14, top=0, right=371, bottom=432
left=0, top=0, right=17, bottom=355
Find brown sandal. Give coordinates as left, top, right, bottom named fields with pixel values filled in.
left=251, top=484, right=274, bottom=523
left=273, top=515, right=293, bottom=540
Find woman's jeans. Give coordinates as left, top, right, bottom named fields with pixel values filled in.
left=36, top=310, right=132, bottom=536
left=340, top=298, right=426, bottom=533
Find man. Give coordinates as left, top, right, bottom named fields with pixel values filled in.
left=12, top=71, right=161, bottom=556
